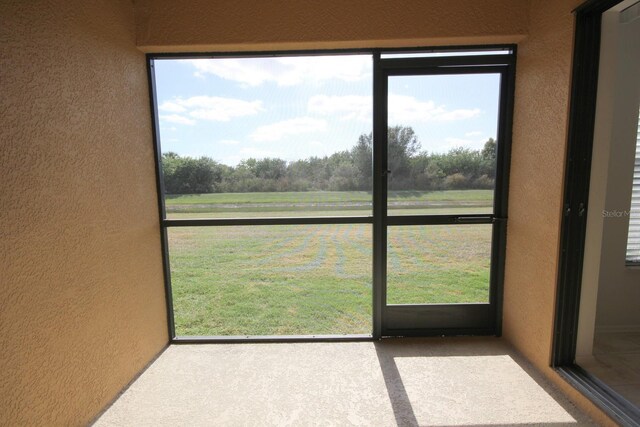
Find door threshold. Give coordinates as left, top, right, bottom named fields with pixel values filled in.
left=171, top=333, right=503, bottom=344
left=556, top=364, right=640, bottom=426
left=171, top=334, right=375, bottom=344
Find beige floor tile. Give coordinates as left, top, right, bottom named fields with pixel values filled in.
left=94, top=338, right=594, bottom=427
left=593, top=332, right=640, bottom=355
left=583, top=332, right=640, bottom=407
left=580, top=353, right=640, bottom=385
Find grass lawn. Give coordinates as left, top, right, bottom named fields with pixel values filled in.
left=164, top=189, right=493, bottom=216
left=165, top=189, right=493, bottom=205
left=166, top=190, right=493, bottom=336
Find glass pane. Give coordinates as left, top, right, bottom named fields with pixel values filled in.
left=380, top=50, right=511, bottom=59
left=387, top=225, right=492, bottom=304
left=168, top=225, right=372, bottom=336
left=386, top=74, right=500, bottom=215
left=153, top=55, right=373, bottom=219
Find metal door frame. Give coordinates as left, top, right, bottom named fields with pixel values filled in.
left=372, top=52, right=516, bottom=337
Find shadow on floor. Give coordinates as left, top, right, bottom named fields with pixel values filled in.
left=373, top=337, right=594, bottom=426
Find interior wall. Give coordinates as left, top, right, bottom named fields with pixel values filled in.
left=0, top=0, right=168, bottom=425
left=502, top=0, right=580, bottom=368
left=135, top=0, right=529, bottom=52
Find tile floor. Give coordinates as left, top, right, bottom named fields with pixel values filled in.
left=94, top=337, right=594, bottom=426
left=577, top=331, right=640, bottom=407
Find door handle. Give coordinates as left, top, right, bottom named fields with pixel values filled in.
left=455, top=216, right=494, bottom=224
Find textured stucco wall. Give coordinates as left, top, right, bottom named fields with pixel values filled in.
left=503, top=0, right=580, bottom=368
left=135, top=0, right=530, bottom=52
left=503, top=1, right=614, bottom=425
left=0, top=0, right=168, bottom=425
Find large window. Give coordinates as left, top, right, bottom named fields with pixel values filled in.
left=153, top=53, right=374, bottom=337
left=148, top=48, right=515, bottom=340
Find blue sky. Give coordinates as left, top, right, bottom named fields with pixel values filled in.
left=154, top=55, right=499, bottom=166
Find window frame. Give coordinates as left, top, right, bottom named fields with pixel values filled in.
left=146, top=45, right=516, bottom=343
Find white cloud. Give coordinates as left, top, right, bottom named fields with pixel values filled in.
left=160, top=114, right=196, bottom=125
left=308, top=95, right=372, bottom=121
left=159, top=101, right=187, bottom=113
left=465, top=131, right=483, bottom=137
left=277, top=56, right=370, bottom=86
left=188, top=59, right=272, bottom=87
left=159, top=96, right=264, bottom=124
left=388, top=94, right=481, bottom=123
left=219, top=139, right=240, bottom=145
left=251, top=117, right=327, bottom=142
left=307, top=94, right=480, bottom=124
left=185, top=96, right=264, bottom=122
left=187, top=55, right=371, bottom=87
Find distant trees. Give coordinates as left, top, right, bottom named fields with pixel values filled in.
left=162, top=153, right=228, bottom=194
left=161, top=127, right=497, bottom=194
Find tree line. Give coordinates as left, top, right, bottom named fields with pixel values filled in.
left=162, top=126, right=496, bottom=194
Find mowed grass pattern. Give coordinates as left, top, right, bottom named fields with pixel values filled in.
left=169, top=224, right=373, bottom=336
left=387, top=225, right=491, bottom=304
left=166, top=190, right=493, bottom=336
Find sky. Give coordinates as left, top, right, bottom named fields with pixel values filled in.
left=153, top=54, right=500, bottom=166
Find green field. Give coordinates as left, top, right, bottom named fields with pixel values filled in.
left=166, top=190, right=493, bottom=336
left=165, top=189, right=493, bottom=205
left=165, top=189, right=493, bottom=216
